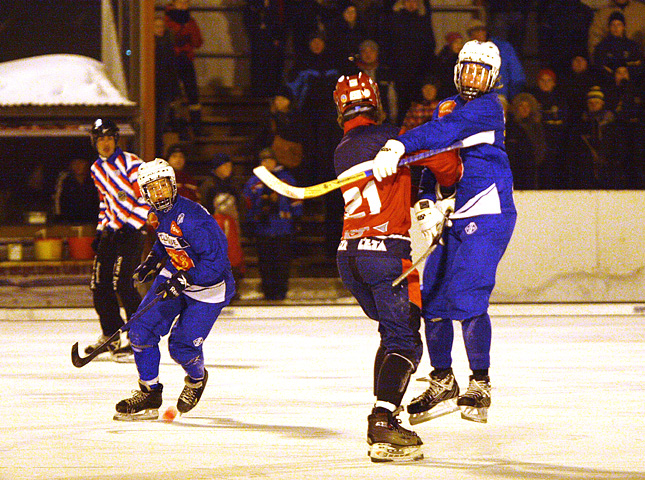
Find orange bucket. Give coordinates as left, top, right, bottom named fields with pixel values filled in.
left=68, top=236, right=95, bottom=260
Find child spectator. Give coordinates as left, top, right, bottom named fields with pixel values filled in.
left=165, top=144, right=200, bottom=202
left=400, top=76, right=441, bottom=133
left=53, top=158, right=100, bottom=224
left=201, top=153, right=239, bottom=219
left=242, top=148, right=302, bottom=301
left=200, top=153, right=245, bottom=293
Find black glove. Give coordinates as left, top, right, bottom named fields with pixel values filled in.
left=91, top=230, right=102, bottom=253
left=156, top=270, right=192, bottom=299
left=133, top=252, right=165, bottom=284
left=114, top=224, right=137, bottom=242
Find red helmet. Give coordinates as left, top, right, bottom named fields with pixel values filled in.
left=333, top=72, right=382, bottom=123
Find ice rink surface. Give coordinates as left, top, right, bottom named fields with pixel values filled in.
left=1, top=305, right=644, bottom=480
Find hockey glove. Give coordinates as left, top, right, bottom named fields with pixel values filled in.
left=156, top=270, right=192, bottom=299
left=133, top=252, right=165, bottom=284
left=372, top=139, right=405, bottom=181
left=414, top=195, right=455, bottom=245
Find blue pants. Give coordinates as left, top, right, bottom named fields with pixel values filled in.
left=421, top=213, right=516, bottom=370
left=337, top=255, right=423, bottom=366
left=128, top=275, right=229, bottom=382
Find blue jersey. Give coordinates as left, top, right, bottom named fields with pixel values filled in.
left=242, top=166, right=303, bottom=237
left=148, top=195, right=235, bottom=303
left=399, top=92, right=516, bottom=218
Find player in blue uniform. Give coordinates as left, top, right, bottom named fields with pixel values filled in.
left=333, top=73, right=463, bottom=461
left=113, top=158, right=235, bottom=421
left=372, top=40, right=517, bottom=424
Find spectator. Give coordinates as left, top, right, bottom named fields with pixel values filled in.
left=604, top=62, right=645, bottom=188
left=436, top=31, right=463, bottom=99
left=284, top=0, right=323, bottom=59
left=537, top=0, right=594, bottom=78
left=588, top=0, right=645, bottom=60
left=287, top=32, right=343, bottom=255
left=242, top=148, right=303, bottom=301
left=356, top=39, right=398, bottom=123
left=287, top=31, right=341, bottom=184
left=204, top=153, right=245, bottom=298
left=200, top=153, right=240, bottom=220
left=165, top=144, right=201, bottom=202
left=384, top=0, right=436, bottom=120
left=24, top=162, right=52, bottom=215
left=327, top=5, right=367, bottom=70
left=53, top=158, right=100, bottom=224
left=400, top=76, right=440, bottom=133
left=351, top=0, right=386, bottom=46
left=243, top=0, right=287, bottom=98
left=506, top=93, right=547, bottom=190
left=567, top=86, right=625, bottom=188
left=561, top=54, right=600, bottom=126
left=164, top=0, right=205, bottom=137
left=592, top=11, right=643, bottom=83
left=486, top=0, right=531, bottom=58
left=154, top=13, right=180, bottom=157
left=528, top=68, right=570, bottom=188
left=256, top=86, right=304, bottom=174
left=466, top=18, right=525, bottom=101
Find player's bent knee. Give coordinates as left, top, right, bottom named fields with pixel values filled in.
left=168, top=341, right=201, bottom=366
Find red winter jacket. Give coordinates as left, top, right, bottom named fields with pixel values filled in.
left=164, top=7, right=203, bottom=60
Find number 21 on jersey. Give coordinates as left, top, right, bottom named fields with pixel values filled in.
left=342, top=180, right=382, bottom=219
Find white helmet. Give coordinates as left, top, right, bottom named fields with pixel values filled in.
left=454, top=40, right=501, bottom=100
left=138, top=158, right=177, bottom=211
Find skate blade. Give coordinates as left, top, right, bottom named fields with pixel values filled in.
left=113, top=409, right=159, bottom=421
left=459, top=406, right=488, bottom=423
left=368, top=443, right=423, bottom=463
left=409, top=398, right=459, bottom=425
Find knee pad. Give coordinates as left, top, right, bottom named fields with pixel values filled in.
left=128, top=324, right=158, bottom=351
left=168, top=337, right=202, bottom=366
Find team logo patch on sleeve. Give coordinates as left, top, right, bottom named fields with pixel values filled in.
left=148, top=212, right=159, bottom=229
left=170, top=221, right=183, bottom=236
left=438, top=100, right=457, bottom=118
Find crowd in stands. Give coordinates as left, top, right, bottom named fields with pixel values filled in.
left=242, top=0, right=645, bottom=191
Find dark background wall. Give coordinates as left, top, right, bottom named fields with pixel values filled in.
left=0, top=0, right=101, bottom=62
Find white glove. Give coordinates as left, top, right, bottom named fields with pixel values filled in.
left=372, top=139, right=405, bottom=181
left=414, top=195, right=455, bottom=244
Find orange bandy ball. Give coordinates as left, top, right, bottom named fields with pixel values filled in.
left=162, top=406, right=178, bottom=423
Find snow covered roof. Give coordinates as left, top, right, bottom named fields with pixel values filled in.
left=0, top=54, right=134, bottom=107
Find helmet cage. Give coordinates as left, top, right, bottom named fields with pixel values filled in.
left=333, top=73, right=382, bottom=125
left=138, top=158, right=177, bottom=211
left=454, top=40, right=501, bottom=100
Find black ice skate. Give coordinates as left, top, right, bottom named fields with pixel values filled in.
left=84, top=332, right=133, bottom=363
left=108, top=332, right=134, bottom=363
left=457, top=375, right=491, bottom=423
left=367, top=410, right=423, bottom=463
left=177, top=369, right=208, bottom=414
left=114, top=381, right=163, bottom=421
left=407, top=370, right=460, bottom=425
left=84, top=334, right=111, bottom=355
